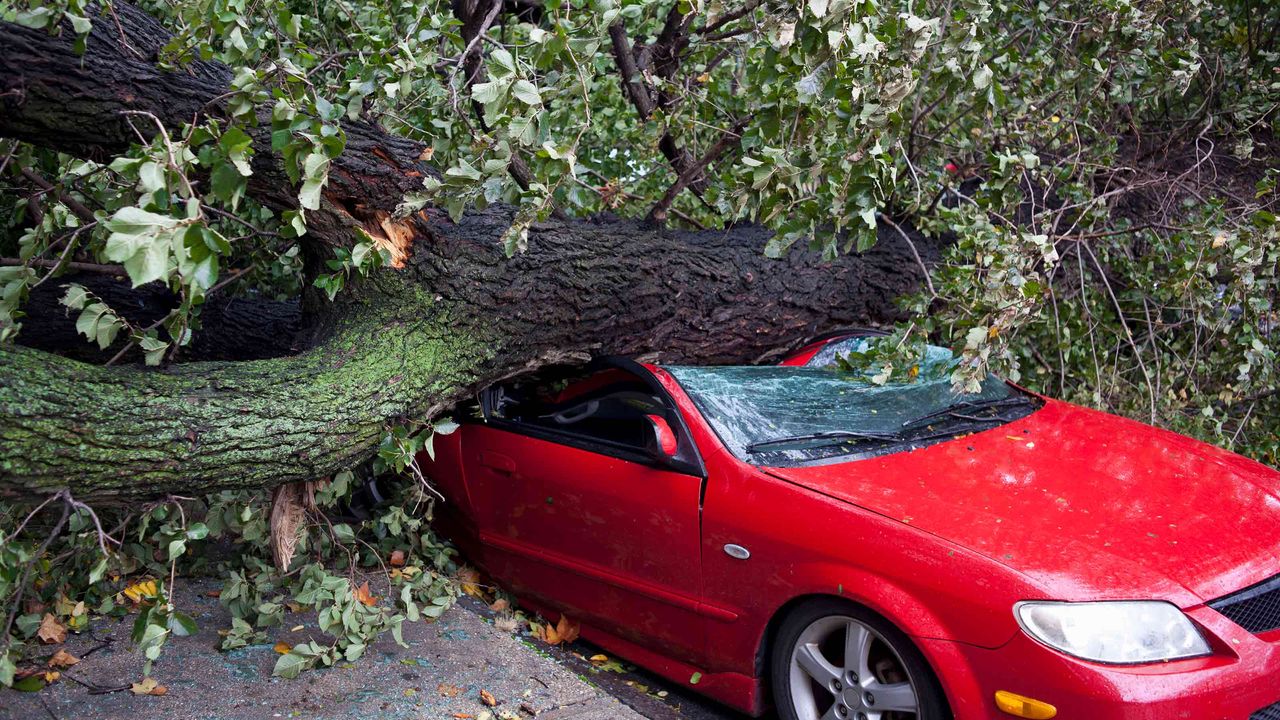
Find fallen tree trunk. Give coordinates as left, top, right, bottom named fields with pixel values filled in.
left=0, top=6, right=944, bottom=503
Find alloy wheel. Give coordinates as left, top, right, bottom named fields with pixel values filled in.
left=787, top=614, right=920, bottom=720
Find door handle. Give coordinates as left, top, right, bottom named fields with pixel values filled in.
left=480, top=451, right=517, bottom=475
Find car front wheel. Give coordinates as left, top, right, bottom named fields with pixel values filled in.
left=770, top=598, right=950, bottom=720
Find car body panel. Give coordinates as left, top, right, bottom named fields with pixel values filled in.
left=458, top=423, right=707, bottom=663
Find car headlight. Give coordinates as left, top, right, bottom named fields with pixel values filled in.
left=1015, top=601, right=1212, bottom=664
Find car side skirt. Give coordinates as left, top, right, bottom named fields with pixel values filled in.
left=515, top=594, right=766, bottom=717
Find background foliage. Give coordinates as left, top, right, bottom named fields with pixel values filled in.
left=0, top=0, right=1277, bottom=688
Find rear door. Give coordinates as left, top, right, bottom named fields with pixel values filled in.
left=463, top=362, right=708, bottom=662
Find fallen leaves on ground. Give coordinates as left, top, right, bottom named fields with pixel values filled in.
left=458, top=567, right=483, bottom=597
left=493, top=615, right=518, bottom=633
left=273, top=641, right=292, bottom=655
left=390, top=565, right=421, bottom=581
left=389, top=549, right=406, bottom=567
left=479, top=688, right=497, bottom=706
left=536, top=614, right=580, bottom=646
left=47, top=650, right=79, bottom=668
left=36, top=614, right=66, bottom=644
left=489, top=598, right=509, bottom=612
left=353, top=581, right=378, bottom=607
left=130, top=677, right=167, bottom=696
left=438, top=682, right=463, bottom=697
left=121, top=579, right=158, bottom=605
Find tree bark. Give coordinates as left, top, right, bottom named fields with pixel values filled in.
left=0, top=6, right=945, bottom=503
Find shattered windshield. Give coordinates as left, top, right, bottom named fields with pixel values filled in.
left=664, top=345, right=1035, bottom=465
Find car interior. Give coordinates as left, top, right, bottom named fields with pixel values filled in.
left=487, top=367, right=670, bottom=453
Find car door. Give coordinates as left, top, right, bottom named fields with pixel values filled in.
left=462, top=362, right=707, bottom=662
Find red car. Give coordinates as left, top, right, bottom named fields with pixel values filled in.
left=419, top=333, right=1280, bottom=720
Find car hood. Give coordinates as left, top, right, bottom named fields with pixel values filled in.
left=761, top=399, right=1280, bottom=605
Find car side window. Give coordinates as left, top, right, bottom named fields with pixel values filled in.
left=488, top=367, right=669, bottom=454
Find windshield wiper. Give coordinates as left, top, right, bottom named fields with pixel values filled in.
left=899, top=396, right=1030, bottom=431
left=746, top=430, right=901, bottom=454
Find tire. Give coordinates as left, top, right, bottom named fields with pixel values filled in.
left=769, top=598, right=951, bottom=720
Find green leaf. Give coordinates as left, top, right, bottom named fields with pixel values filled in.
left=273, top=649, right=314, bottom=679
left=122, top=238, right=172, bottom=287
left=471, top=81, right=507, bottom=105
left=88, top=557, right=109, bottom=585
left=106, top=206, right=181, bottom=236
left=60, top=284, right=89, bottom=310
left=332, top=523, right=355, bottom=544
left=445, top=160, right=482, bottom=181
left=211, top=164, right=246, bottom=207
left=511, top=80, right=542, bottom=106
left=140, top=336, right=168, bottom=366
left=0, top=654, right=15, bottom=687
left=168, top=611, right=198, bottom=637
left=65, top=12, right=92, bottom=34
left=11, top=675, right=44, bottom=692
left=490, top=48, right=516, bottom=76
left=973, top=64, right=993, bottom=90
left=137, top=621, right=169, bottom=657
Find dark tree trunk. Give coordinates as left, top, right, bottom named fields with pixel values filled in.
left=0, top=6, right=945, bottom=503
left=17, top=273, right=304, bottom=363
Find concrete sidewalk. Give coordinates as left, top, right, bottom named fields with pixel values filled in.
left=0, top=578, right=653, bottom=720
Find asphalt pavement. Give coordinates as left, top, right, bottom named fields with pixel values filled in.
left=0, top=578, right=751, bottom=720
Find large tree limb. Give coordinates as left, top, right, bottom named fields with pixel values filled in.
left=0, top=5, right=945, bottom=503
left=1, top=207, right=942, bottom=502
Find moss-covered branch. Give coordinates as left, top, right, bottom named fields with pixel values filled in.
left=1, top=206, right=942, bottom=502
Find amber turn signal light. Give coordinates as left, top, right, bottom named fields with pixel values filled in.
left=995, top=690, right=1058, bottom=719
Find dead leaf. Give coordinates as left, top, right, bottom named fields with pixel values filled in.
left=555, top=614, right=580, bottom=644
left=47, top=650, right=79, bottom=668
left=42, top=671, right=59, bottom=683
left=458, top=567, right=483, bottom=597
left=489, top=598, right=509, bottom=612
left=452, top=714, right=473, bottom=719
left=589, top=654, right=608, bottom=664
left=438, top=682, right=463, bottom=697
left=36, top=614, right=66, bottom=644
left=205, top=590, right=222, bottom=599
left=121, top=579, right=157, bottom=605
left=273, top=641, right=292, bottom=655
left=289, top=624, right=304, bottom=632
left=389, top=550, right=406, bottom=567
left=493, top=616, right=518, bottom=633
left=535, top=621, right=559, bottom=646
left=354, top=581, right=378, bottom=607
left=479, top=688, right=498, bottom=707
left=130, top=677, right=167, bottom=696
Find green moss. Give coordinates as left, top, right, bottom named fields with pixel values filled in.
left=0, top=289, right=499, bottom=502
